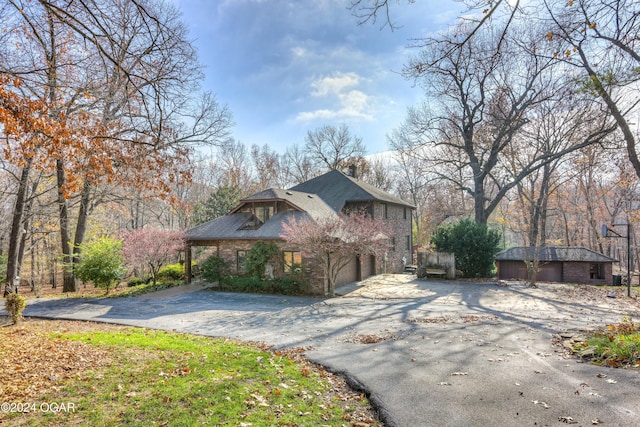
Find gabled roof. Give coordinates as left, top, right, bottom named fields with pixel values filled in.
left=186, top=187, right=337, bottom=241
left=232, top=188, right=335, bottom=221
left=186, top=210, right=314, bottom=241
left=495, top=247, right=617, bottom=263
left=290, top=169, right=415, bottom=212
left=186, top=169, right=413, bottom=242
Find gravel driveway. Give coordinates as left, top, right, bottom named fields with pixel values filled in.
left=12, top=275, right=640, bottom=426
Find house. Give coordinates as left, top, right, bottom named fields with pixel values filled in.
left=495, top=246, right=617, bottom=286
left=185, top=169, right=415, bottom=294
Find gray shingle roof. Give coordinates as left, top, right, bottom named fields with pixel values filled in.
left=290, top=169, right=415, bottom=211
left=235, top=188, right=336, bottom=221
left=186, top=210, right=314, bottom=241
left=495, top=247, right=617, bottom=263
left=186, top=169, right=412, bottom=242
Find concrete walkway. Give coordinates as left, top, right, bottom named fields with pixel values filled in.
left=6, top=275, right=640, bottom=426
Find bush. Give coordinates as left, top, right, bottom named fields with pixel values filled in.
left=157, top=263, right=185, bottom=282
left=431, top=219, right=501, bottom=278
left=219, top=276, right=305, bottom=295
left=5, top=292, right=27, bottom=324
left=74, top=237, right=125, bottom=294
left=127, top=276, right=151, bottom=287
left=200, top=256, right=230, bottom=283
left=245, top=242, right=279, bottom=278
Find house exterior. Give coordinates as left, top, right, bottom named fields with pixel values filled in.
left=495, top=246, right=617, bottom=286
left=185, top=169, right=415, bottom=294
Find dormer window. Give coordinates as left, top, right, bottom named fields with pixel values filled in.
left=238, top=205, right=275, bottom=230
left=255, top=206, right=273, bottom=223
left=239, top=214, right=262, bottom=230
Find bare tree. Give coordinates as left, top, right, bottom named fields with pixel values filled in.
left=395, top=19, right=613, bottom=224
left=215, top=139, right=255, bottom=194
left=542, top=0, right=640, bottom=179
left=251, top=144, right=288, bottom=189
left=283, top=143, right=322, bottom=186
left=304, top=124, right=366, bottom=171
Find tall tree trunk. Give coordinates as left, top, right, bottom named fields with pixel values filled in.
left=17, top=174, right=42, bottom=289
left=57, top=159, right=76, bottom=292
left=473, top=176, right=487, bottom=225
left=71, top=180, right=92, bottom=272
left=4, top=160, right=32, bottom=295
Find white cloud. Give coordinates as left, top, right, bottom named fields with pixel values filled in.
left=290, top=46, right=307, bottom=58
left=297, top=72, right=373, bottom=121
left=310, top=72, right=360, bottom=97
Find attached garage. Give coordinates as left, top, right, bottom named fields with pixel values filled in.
left=495, top=246, right=617, bottom=286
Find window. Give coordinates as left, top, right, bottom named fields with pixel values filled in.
left=403, top=207, right=407, bottom=220
left=237, top=250, right=247, bottom=273
left=590, top=263, right=604, bottom=279
left=255, top=206, right=274, bottom=223
left=389, top=237, right=396, bottom=252
left=381, top=203, right=388, bottom=219
left=283, top=251, right=302, bottom=273
left=405, top=235, right=411, bottom=251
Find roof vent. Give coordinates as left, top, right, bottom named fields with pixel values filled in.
left=286, top=191, right=293, bottom=195
left=307, top=194, right=313, bottom=198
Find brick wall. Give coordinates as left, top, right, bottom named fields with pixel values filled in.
left=216, top=239, right=326, bottom=295
left=563, top=262, right=612, bottom=286
left=370, top=202, right=413, bottom=273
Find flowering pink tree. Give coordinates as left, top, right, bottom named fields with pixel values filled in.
left=121, top=228, right=185, bottom=285
left=281, top=211, right=391, bottom=296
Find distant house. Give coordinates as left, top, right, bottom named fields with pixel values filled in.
left=495, top=246, right=617, bottom=285
left=185, top=169, right=415, bottom=294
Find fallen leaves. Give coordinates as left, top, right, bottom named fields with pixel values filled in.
left=344, top=334, right=395, bottom=344
left=1, top=320, right=382, bottom=426
left=406, top=314, right=499, bottom=324
left=0, top=319, right=119, bottom=403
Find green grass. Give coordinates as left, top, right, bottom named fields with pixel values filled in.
left=8, top=327, right=376, bottom=426
left=580, top=317, right=640, bottom=368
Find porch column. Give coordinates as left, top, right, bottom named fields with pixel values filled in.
left=185, top=242, right=192, bottom=284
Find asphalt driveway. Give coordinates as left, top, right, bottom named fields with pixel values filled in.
left=8, top=275, right=640, bottom=426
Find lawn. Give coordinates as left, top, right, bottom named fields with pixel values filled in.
left=578, top=317, right=640, bottom=368
left=0, top=318, right=380, bottom=426
left=9, top=280, right=183, bottom=299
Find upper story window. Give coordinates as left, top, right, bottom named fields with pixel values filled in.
left=255, top=206, right=274, bottom=223
left=381, top=203, right=388, bottom=219
left=403, top=207, right=407, bottom=220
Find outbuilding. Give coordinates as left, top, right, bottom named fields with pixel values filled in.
left=495, top=246, right=617, bottom=286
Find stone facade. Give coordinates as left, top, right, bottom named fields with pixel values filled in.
left=212, top=239, right=326, bottom=295
left=373, top=202, right=412, bottom=273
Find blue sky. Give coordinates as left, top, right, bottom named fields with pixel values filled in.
left=176, top=0, right=463, bottom=154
